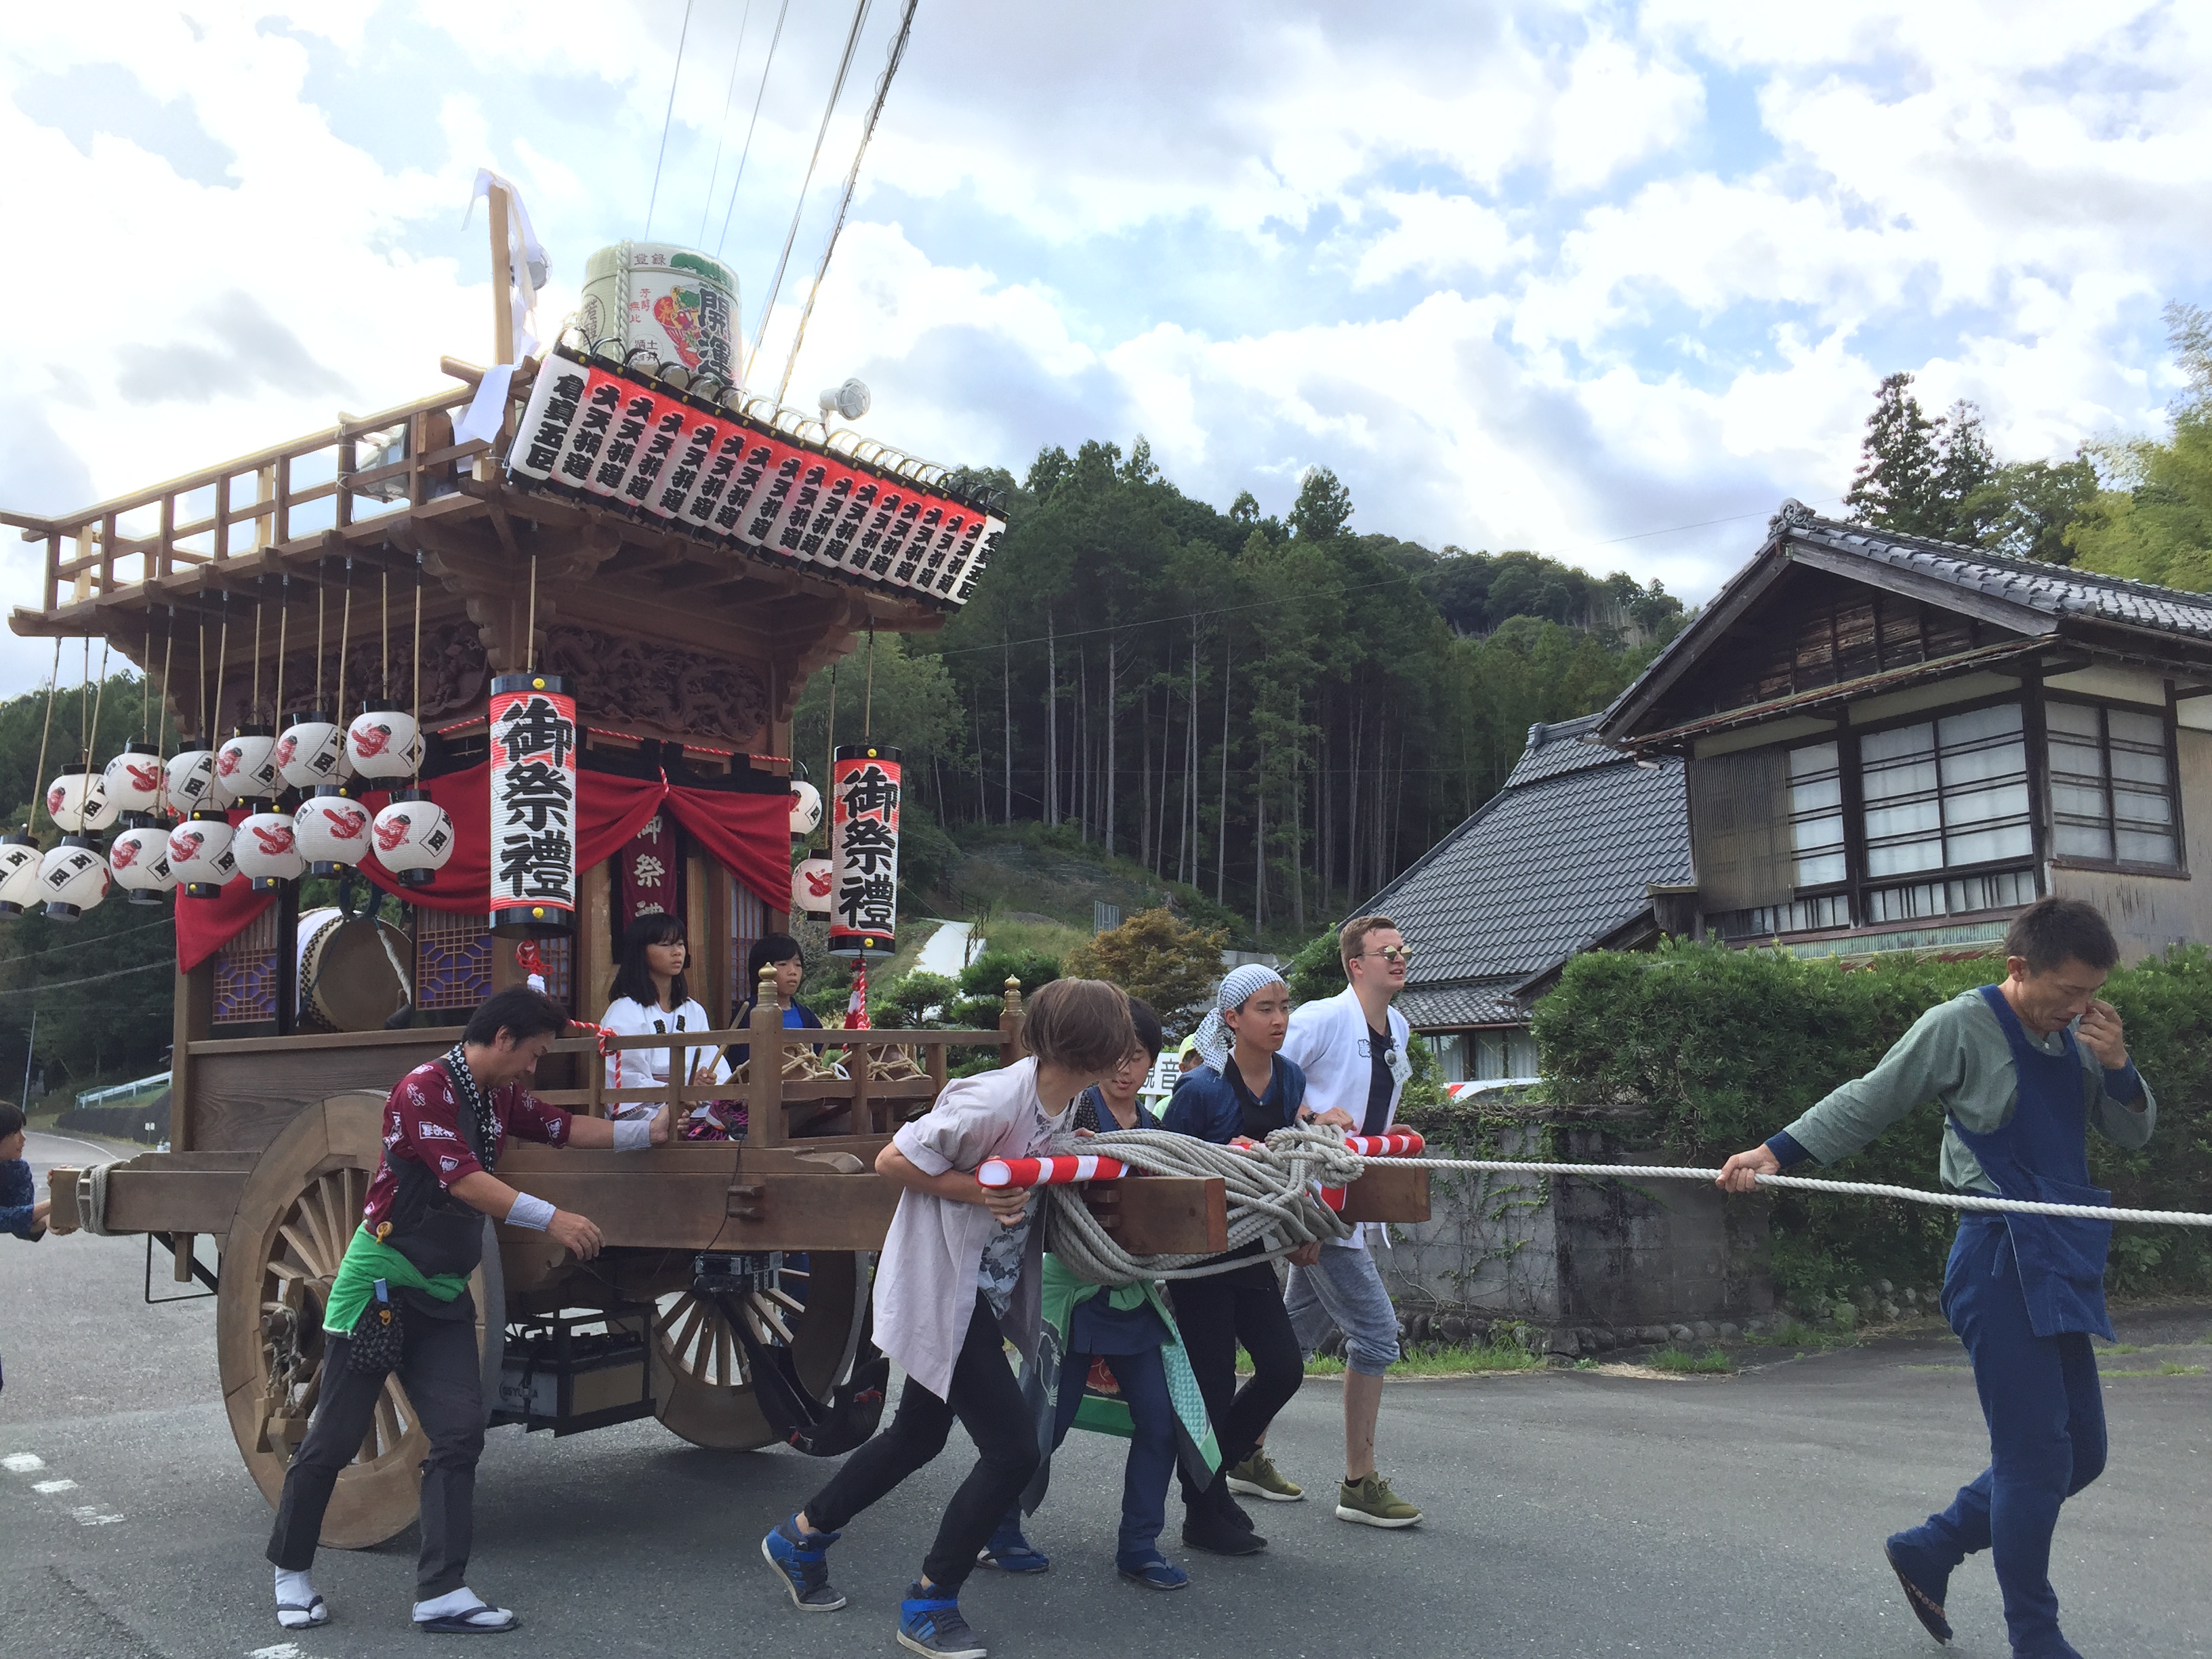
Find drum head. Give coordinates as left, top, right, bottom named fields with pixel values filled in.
left=300, top=913, right=410, bottom=1032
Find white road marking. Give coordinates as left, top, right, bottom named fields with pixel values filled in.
left=250, top=1644, right=306, bottom=1659
left=2, top=1452, right=45, bottom=1473
left=31, top=1477, right=79, bottom=1493
left=69, top=1504, right=123, bottom=1525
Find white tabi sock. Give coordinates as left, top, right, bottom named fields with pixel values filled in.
left=414, top=1586, right=514, bottom=1626
left=274, top=1567, right=319, bottom=1625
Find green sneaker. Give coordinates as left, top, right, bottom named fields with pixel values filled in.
left=1225, top=1450, right=1304, bottom=1503
left=1336, top=1472, right=1422, bottom=1529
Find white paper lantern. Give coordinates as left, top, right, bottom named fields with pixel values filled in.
left=167, top=811, right=238, bottom=898
left=275, top=715, right=351, bottom=790
left=216, top=729, right=280, bottom=802
left=789, top=779, right=823, bottom=838
left=0, top=834, right=44, bottom=916
left=164, top=747, right=218, bottom=817
left=234, top=809, right=305, bottom=890
left=107, top=823, right=178, bottom=902
left=791, top=855, right=834, bottom=917
left=295, top=787, right=371, bottom=874
left=372, top=791, right=456, bottom=886
left=38, top=835, right=108, bottom=919
left=102, top=744, right=165, bottom=816
left=346, top=710, right=421, bottom=779
left=45, top=772, right=116, bottom=834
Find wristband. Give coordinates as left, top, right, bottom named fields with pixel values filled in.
left=612, top=1116, right=655, bottom=1151
left=506, top=1192, right=556, bottom=1231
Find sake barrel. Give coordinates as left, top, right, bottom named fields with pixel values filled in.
left=578, top=243, right=740, bottom=384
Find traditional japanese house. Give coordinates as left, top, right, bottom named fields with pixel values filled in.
left=1595, top=499, right=2212, bottom=959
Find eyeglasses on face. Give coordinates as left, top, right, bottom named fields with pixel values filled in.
left=1363, top=944, right=1413, bottom=964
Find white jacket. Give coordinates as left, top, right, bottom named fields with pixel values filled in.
left=1284, top=985, right=1412, bottom=1248
left=598, top=996, right=733, bottom=1119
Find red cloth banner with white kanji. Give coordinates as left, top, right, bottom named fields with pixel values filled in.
left=614, top=809, right=680, bottom=925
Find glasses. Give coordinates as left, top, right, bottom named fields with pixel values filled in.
left=1363, top=945, right=1414, bottom=964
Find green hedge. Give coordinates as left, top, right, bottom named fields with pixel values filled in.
left=1532, top=939, right=2212, bottom=1308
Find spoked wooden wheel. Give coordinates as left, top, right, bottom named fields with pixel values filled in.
left=650, top=1251, right=861, bottom=1449
left=217, top=1092, right=496, bottom=1549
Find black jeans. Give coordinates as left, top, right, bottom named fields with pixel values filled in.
left=1170, top=1259, right=1303, bottom=1506
left=268, top=1300, right=485, bottom=1598
left=804, top=1292, right=1038, bottom=1593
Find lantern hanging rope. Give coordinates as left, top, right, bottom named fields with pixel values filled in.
left=197, top=619, right=208, bottom=743
left=250, top=602, right=264, bottom=725
left=380, top=570, right=390, bottom=705
left=525, top=553, right=538, bottom=674
left=411, top=554, right=423, bottom=753
left=823, top=661, right=837, bottom=800
left=142, top=620, right=153, bottom=744
left=76, top=639, right=90, bottom=777
left=863, top=627, right=875, bottom=737
left=274, top=578, right=287, bottom=725
left=337, top=558, right=352, bottom=718
left=28, top=640, right=60, bottom=832
left=314, top=557, right=327, bottom=710
left=83, top=640, right=110, bottom=776
left=156, top=617, right=173, bottom=763
left=214, top=597, right=230, bottom=738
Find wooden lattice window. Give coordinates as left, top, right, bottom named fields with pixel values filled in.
left=415, top=909, right=493, bottom=1013
left=211, top=906, right=279, bottom=1027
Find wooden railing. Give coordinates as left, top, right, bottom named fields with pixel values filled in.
left=0, top=359, right=530, bottom=613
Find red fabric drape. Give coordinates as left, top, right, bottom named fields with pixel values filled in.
left=665, top=785, right=792, bottom=914
left=173, top=766, right=791, bottom=968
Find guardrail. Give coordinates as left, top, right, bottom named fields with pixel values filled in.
left=75, top=1070, right=173, bottom=1109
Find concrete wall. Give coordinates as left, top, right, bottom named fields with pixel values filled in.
left=1378, top=1110, right=1774, bottom=1337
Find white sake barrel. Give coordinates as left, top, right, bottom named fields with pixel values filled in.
left=578, top=242, right=741, bottom=384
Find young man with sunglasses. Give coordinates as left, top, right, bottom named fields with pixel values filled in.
left=1278, top=914, right=1422, bottom=1528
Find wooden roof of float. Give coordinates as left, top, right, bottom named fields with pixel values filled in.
left=1, top=358, right=978, bottom=747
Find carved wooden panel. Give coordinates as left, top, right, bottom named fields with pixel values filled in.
left=543, top=626, right=769, bottom=747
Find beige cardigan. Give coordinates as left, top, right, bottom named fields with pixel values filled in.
left=875, top=1056, right=1074, bottom=1400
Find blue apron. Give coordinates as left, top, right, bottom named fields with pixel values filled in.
left=1947, top=985, right=2114, bottom=1340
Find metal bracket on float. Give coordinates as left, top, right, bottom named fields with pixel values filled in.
left=145, top=1231, right=218, bottom=1303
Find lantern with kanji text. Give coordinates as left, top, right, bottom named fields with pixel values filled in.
left=372, top=790, right=456, bottom=886
left=488, top=672, right=578, bottom=936
left=827, top=743, right=899, bottom=958
left=167, top=809, right=237, bottom=899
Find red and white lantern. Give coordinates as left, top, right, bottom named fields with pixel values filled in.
left=275, top=714, right=350, bottom=790
left=488, top=672, right=578, bottom=936
left=45, top=772, right=115, bottom=834
left=827, top=743, right=900, bottom=958
left=371, top=791, right=455, bottom=887
left=38, top=835, right=108, bottom=919
left=216, top=729, right=280, bottom=802
left=790, top=855, right=834, bottom=918
left=789, top=779, right=823, bottom=838
left=295, top=787, right=371, bottom=875
left=102, top=743, right=166, bottom=817
left=167, top=810, right=237, bottom=898
left=106, top=823, right=178, bottom=903
left=0, top=834, right=45, bottom=916
left=346, top=710, right=421, bottom=780
left=164, top=746, right=218, bottom=817
left=233, top=808, right=305, bottom=890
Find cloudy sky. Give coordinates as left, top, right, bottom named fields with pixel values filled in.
left=3, top=1, right=2207, bottom=695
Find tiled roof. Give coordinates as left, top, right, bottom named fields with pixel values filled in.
left=1369, top=725, right=1691, bottom=1029
left=1774, top=501, right=2212, bottom=640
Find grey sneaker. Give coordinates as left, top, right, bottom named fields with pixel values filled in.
left=1336, top=1472, right=1422, bottom=1528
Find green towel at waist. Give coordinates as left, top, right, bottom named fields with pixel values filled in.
left=323, top=1225, right=470, bottom=1335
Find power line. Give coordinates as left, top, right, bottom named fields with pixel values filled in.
left=716, top=0, right=792, bottom=260
left=743, top=0, right=874, bottom=385
left=0, top=914, right=173, bottom=971
left=694, top=0, right=758, bottom=248
left=932, top=495, right=1847, bottom=660
left=775, top=0, right=920, bottom=405
left=0, top=958, right=169, bottom=998
left=643, top=0, right=697, bottom=241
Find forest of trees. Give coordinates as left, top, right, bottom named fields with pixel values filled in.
left=798, top=441, right=1685, bottom=941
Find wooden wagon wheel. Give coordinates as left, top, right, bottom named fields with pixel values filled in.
left=650, top=1250, right=861, bottom=1449
left=217, top=1090, right=498, bottom=1549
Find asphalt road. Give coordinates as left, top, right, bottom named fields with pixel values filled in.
left=3, top=1140, right=2207, bottom=1659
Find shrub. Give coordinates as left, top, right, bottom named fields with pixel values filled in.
left=1286, top=928, right=1349, bottom=1002
left=1062, top=907, right=1227, bottom=1033
left=872, top=970, right=956, bottom=1030
left=1534, top=938, right=2212, bottom=1307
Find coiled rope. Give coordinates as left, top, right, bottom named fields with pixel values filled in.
left=1041, top=1127, right=2212, bottom=1288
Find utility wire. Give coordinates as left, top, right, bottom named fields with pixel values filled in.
left=644, top=0, right=697, bottom=241
left=715, top=0, right=792, bottom=260
left=775, top=0, right=919, bottom=405
left=743, top=0, right=874, bottom=385
left=0, top=959, right=170, bottom=997
left=0, top=915, right=173, bottom=971
left=695, top=0, right=757, bottom=249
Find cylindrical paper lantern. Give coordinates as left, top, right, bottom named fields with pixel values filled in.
left=372, top=790, right=455, bottom=887
left=827, top=743, right=901, bottom=958
left=488, top=672, right=578, bottom=936
left=295, top=787, right=371, bottom=875
left=216, top=728, right=280, bottom=802
left=164, top=746, right=218, bottom=817
left=45, top=772, right=115, bottom=834
left=167, top=810, right=237, bottom=899
left=0, top=833, right=45, bottom=916
left=102, top=743, right=166, bottom=817
left=790, top=855, right=834, bottom=918
left=234, top=809, right=305, bottom=890
left=275, top=713, right=350, bottom=790
left=106, top=822, right=178, bottom=903
left=346, top=710, right=422, bottom=779
left=789, top=779, right=823, bottom=838
left=39, top=835, right=108, bottom=920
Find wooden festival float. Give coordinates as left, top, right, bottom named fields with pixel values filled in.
left=1, top=220, right=1422, bottom=1547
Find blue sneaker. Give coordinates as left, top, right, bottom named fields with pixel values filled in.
left=975, top=1514, right=1050, bottom=1574
left=760, top=1513, right=846, bottom=1612
left=897, top=1582, right=987, bottom=1658
left=1116, top=1551, right=1189, bottom=1591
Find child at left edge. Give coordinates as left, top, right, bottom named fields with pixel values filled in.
left=1, top=1101, right=55, bottom=1396
left=760, top=977, right=1139, bottom=1659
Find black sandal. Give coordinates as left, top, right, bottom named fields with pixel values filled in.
left=1884, top=1542, right=1952, bottom=1645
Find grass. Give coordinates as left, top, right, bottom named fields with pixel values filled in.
left=1271, top=1342, right=1547, bottom=1379
left=2105, top=1362, right=2207, bottom=1378
left=1648, top=1347, right=1734, bottom=1375
left=2102, top=1341, right=2147, bottom=1355
left=1740, top=1319, right=1856, bottom=1351
left=977, top=916, right=1091, bottom=964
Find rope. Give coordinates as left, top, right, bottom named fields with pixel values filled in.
left=714, top=0, right=791, bottom=259
left=696, top=0, right=758, bottom=247
left=1042, top=1128, right=2212, bottom=1289
left=643, top=0, right=696, bottom=241
left=773, top=0, right=919, bottom=405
